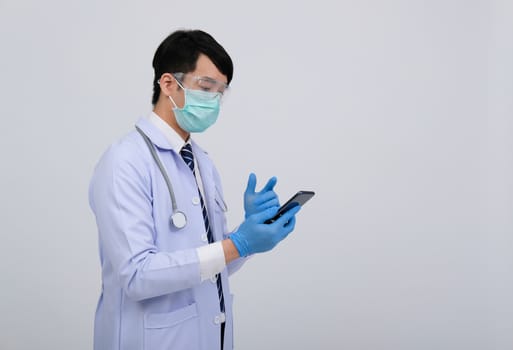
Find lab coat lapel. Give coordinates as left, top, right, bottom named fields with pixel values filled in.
left=191, top=142, right=219, bottom=238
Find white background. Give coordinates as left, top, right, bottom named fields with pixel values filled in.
left=1, top=1, right=512, bottom=349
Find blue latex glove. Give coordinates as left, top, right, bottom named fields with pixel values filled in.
left=244, top=173, right=280, bottom=219
left=229, top=205, right=301, bottom=257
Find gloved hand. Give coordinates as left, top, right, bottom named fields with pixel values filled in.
left=229, top=205, right=301, bottom=257
left=244, top=173, right=280, bottom=219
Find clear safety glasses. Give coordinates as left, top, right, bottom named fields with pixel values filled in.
left=173, top=72, right=229, bottom=96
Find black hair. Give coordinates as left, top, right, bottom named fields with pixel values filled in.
left=151, top=29, right=234, bottom=105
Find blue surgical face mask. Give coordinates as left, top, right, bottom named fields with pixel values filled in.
left=169, top=81, right=221, bottom=133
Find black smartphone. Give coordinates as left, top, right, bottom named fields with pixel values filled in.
left=264, top=190, right=315, bottom=224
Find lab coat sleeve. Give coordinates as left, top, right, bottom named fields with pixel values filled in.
left=89, top=143, right=201, bottom=301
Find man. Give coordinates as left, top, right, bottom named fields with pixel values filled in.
left=89, top=29, right=300, bottom=350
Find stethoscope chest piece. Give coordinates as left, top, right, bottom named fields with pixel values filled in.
left=171, top=211, right=187, bottom=229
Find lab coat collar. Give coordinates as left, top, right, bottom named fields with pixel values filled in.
left=135, top=117, right=173, bottom=150
left=135, top=115, right=209, bottom=158
left=135, top=115, right=185, bottom=152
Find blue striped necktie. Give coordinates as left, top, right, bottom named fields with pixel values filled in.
left=180, top=143, right=225, bottom=314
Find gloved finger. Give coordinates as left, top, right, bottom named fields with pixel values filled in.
left=254, top=198, right=280, bottom=212
left=259, top=176, right=277, bottom=193
left=252, top=191, right=279, bottom=205
left=245, top=173, right=257, bottom=196
left=283, top=215, right=297, bottom=230
left=261, top=197, right=280, bottom=209
left=275, top=205, right=301, bottom=226
left=252, top=206, right=280, bottom=223
left=277, top=216, right=296, bottom=241
left=272, top=215, right=296, bottom=244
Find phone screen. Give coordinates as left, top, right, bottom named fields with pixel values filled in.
left=265, top=190, right=315, bottom=224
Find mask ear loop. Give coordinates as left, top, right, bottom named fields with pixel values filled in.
left=169, top=95, right=179, bottom=108
left=169, top=77, right=185, bottom=109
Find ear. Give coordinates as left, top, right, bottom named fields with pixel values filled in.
left=158, top=73, right=178, bottom=96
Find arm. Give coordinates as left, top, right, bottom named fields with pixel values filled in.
left=222, top=239, right=240, bottom=264
left=89, top=145, right=202, bottom=301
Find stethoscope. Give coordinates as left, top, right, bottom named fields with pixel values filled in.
left=136, top=126, right=187, bottom=229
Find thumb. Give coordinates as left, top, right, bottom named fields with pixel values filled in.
left=275, top=205, right=301, bottom=225
left=245, top=173, right=257, bottom=195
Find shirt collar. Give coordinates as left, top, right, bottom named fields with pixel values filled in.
left=147, top=112, right=191, bottom=152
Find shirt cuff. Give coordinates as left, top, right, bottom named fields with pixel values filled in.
left=196, top=241, right=226, bottom=281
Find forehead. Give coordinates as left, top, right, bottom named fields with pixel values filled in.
left=191, top=54, right=228, bottom=84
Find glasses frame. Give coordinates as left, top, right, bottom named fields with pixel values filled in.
left=173, top=72, right=229, bottom=95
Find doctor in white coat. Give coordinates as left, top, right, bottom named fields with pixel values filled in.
left=89, top=29, right=300, bottom=350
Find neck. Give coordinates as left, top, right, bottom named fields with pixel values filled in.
left=153, top=103, right=190, bottom=141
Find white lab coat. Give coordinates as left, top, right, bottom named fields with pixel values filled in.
left=89, top=117, right=245, bottom=350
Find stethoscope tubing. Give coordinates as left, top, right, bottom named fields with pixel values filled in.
left=135, top=126, right=186, bottom=228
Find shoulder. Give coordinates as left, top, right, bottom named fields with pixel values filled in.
left=89, top=129, right=154, bottom=208
left=191, top=140, right=224, bottom=185
left=93, top=129, right=151, bottom=179
left=191, top=140, right=219, bottom=172
left=190, top=140, right=214, bottom=164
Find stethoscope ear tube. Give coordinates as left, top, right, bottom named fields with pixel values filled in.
left=135, top=126, right=187, bottom=229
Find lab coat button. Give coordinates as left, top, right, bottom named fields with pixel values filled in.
left=210, top=275, right=218, bottom=283
left=214, top=316, right=221, bottom=325
left=192, top=197, right=200, bottom=205
left=201, top=234, right=208, bottom=242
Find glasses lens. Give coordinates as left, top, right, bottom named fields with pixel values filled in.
left=174, top=73, right=228, bottom=95
left=196, top=77, right=228, bottom=94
